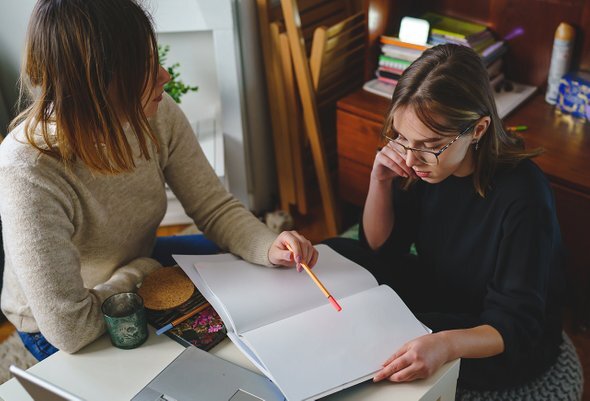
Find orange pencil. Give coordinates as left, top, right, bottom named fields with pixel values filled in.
left=285, top=244, right=342, bottom=312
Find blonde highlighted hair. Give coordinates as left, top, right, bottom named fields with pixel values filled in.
left=10, top=0, right=160, bottom=174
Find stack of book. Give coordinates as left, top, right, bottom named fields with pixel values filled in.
left=377, top=37, right=430, bottom=88
left=424, top=12, right=503, bottom=61
left=423, top=12, right=507, bottom=88
left=364, top=12, right=508, bottom=99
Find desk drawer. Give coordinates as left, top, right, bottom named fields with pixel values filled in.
left=337, top=109, right=383, bottom=168
left=338, top=157, right=371, bottom=206
left=551, top=182, right=590, bottom=328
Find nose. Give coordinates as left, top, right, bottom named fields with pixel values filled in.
left=158, top=65, right=171, bottom=85
left=405, top=149, right=419, bottom=168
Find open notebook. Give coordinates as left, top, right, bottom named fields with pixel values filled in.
left=174, top=245, right=429, bottom=401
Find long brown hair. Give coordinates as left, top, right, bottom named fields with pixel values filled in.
left=10, top=0, right=160, bottom=174
left=382, top=44, right=541, bottom=196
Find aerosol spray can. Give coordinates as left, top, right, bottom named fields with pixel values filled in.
left=545, top=22, right=575, bottom=104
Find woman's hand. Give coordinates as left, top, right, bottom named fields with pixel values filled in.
left=373, top=332, right=452, bottom=383
left=371, top=143, right=415, bottom=182
left=268, top=230, right=318, bottom=270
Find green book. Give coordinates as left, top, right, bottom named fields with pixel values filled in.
left=378, top=55, right=412, bottom=70
left=422, top=12, right=488, bottom=40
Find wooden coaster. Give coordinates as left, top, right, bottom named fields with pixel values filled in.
left=138, top=266, right=195, bottom=311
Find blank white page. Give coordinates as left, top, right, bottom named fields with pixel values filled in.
left=193, top=245, right=378, bottom=334
left=240, top=285, right=429, bottom=401
left=174, top=253, right=239, bottom=331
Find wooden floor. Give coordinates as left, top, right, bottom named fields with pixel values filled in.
left=1, top=202, right=588, bottom=398
left=0, top=319, right=14, bottom=343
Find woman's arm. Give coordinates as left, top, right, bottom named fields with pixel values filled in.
left=362, top=178, right=394, bottom=250
left=156, top=96, right=277, bottom=266
left=374, top=324, right=504, bottom=382
left=0, top=165, right=160, bottom=353
left=155, top=96, right=316, bottom=268
left=363, top=144, right=415, bottom=250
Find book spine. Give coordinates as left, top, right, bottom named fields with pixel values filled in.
left=377, top=76, right=399, bottom=86
left=378, top=65, right=405, bottom=76
left=380, top=35, right=429, bottom=51
left=381, top=45, right=422, bottom=62
left=362, top=79, right=395, bottom=99
left=431, top=28, right=468, bottom=40
left=378, top=55, right=411, bottom=71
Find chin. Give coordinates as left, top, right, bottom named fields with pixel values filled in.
left=417, top=174, right=446, bottom=184
left=418, top=176, right=436, bottom=183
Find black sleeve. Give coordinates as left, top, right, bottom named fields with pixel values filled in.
left=479, top=192, right=561, bottom=363
left=359, top=179, right=420, bottom=260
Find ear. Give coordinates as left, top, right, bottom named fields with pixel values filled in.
left=472, top=116, right=491, bottom=143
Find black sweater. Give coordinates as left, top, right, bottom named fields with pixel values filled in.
left=359, top=159, right=565, bottom=390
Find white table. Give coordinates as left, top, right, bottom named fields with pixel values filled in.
left=0, top=327, right=460, bottom=401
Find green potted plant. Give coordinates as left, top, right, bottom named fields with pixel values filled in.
left=158, top=44, right=199, bottom=103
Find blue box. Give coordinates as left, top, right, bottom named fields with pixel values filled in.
left=557, top=71, right=590, bottom=121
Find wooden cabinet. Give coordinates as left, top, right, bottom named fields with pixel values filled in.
left=336, top=89, right=590, bottom=327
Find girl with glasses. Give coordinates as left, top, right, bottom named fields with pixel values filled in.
left=325, top=44, right=580, bottom=399
left=0, top=0, right=317, bottom=360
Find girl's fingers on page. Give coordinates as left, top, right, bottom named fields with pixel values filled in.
left=373, top=354, right=411, bottom=382
left=387, top=364, right=419, bottom=382
left=382, top=344, right=407, bottom=366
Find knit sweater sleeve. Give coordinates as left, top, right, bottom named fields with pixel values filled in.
left=155, top=95, right=277, bottom=266
left=0, top=165, right=159, bottom=353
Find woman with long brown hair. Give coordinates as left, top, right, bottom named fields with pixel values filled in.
left=0, top=0, right=317, bottom=360
left=325, top=44, right=581, bottom=399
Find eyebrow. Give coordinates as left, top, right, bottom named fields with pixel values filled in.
left=391, top=126, right=442, bottom=143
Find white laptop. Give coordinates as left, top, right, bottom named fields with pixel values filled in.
left=132, top=346, right=285, bottom=401
left=9, top=365, right=85, bottom=401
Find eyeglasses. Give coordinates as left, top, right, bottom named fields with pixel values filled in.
left=382, top=121, right=478, bottom=165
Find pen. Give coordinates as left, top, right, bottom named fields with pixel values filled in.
left=482, top=27, right=524, bottom=58
left=506, top=125, right=528, bottom=132
left=156, top=301, right=211, bottom=335
left=285, top=243, right=342, bottom=312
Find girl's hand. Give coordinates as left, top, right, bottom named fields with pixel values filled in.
left=371, top=143, right=415, bottom=182
left=373, top=333, right=451, bottom=383
left=268, top=230, right=318, bottom=271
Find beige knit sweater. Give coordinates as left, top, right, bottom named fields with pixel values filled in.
left=0, top=94, right=277, bottom=353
